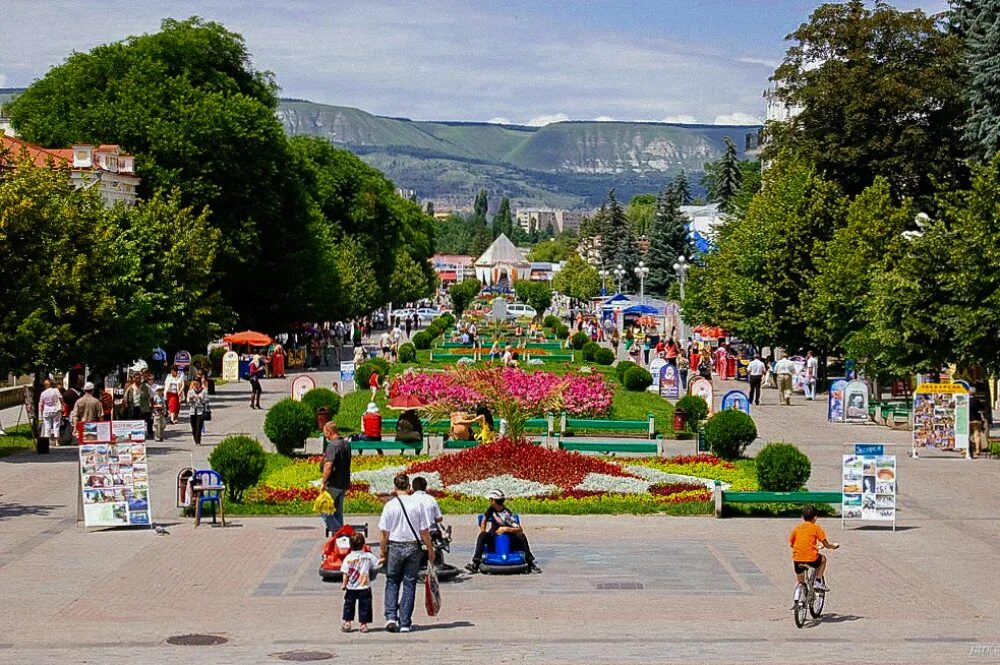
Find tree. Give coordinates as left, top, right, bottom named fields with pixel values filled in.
left=625, top=193, right=656, bottom=236
left=389, top=250, right=434, bottom=305
left=954, top=0, right=1000, bottom=160
left=765, top=0, right=968, bottom=199
left=527, top=239, right=571, bottom=262
left=469, top=224, right=494, bottom=258
left=673, top=170, right=692, bottom=205
left=448, top=279, right=481, bottom=319
left=333, top=236, right=381, bottom=319
left=599, top=190, right=640, bottom=292
left=436, top=213, right=474, bottom=254
left=552, top=254, right=601, bottom=303
left=492, top=197, right=514, bottom=238
left=473, top=189, right=489, bottom=222
left=702, top=137, right=742, bottom=212
left=514, top=280, right=553, bottom=320
left=645, top=184, right=692, bottom=295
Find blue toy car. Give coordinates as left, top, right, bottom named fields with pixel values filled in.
left=476, top=514, right=530, bottom=574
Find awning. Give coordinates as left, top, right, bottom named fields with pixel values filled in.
left=223, top=330, right=273, bottom=346
left=623, top=304, right=660, bottom=315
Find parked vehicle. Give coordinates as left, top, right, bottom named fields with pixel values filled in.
left=504, top=303, right=537, bottom=320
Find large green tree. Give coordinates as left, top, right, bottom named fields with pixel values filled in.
left=645, top=183, right=692, bottom=295
left=491, top=197, right=514, bottom=238
left=552, top=253, right=601, bottom=303
left=514, top=280, right=553, bottom=321
left=625, top=193, right=656, bottom=236
left=599, top=190, right=639, bottom=293
left=766, top=0, right=968, bottom=199
left=702, top=138, right=742, bottom=212
left=954, top=0, right=1000, bottom=160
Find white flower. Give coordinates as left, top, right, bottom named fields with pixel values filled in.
left=527, top=358, right=544, bottom=365
left=350, top=466, right=443, bottom=494
left=623, top=465, right=729, bottom=491
left=448, top=474, right=558, bottom=498
left=579, top=365, right=594, bottom=373
left=575, top=473, right=651, bottom=494
left=456, top=357, right=475, bottom=365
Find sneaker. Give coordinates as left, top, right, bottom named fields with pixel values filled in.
left=529, top=563, right=542, bottom=574
left=384, top=620, right=399, bottom=633
left=399, top=626, right=411, bottom=633
left=465, top=562, right=480, bottom=574
left=814, top=579, right=829, bottom=592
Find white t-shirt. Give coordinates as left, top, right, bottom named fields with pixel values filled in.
left=774, top=358, right=795, bottom=375
left=748, top=359, right=766, bottom=377
left=164, top=375, right=184, bottom=395
left=806, top=356, right=818, bottom=380
left=379, top=333, right=390, bottom=348
left=39, top=387, right=63, bottom=413
left=411, top=491, right=442, bottom=527
left=378, top=494, right=430, bottom=542
left=340, top=550, right=380, bottom=590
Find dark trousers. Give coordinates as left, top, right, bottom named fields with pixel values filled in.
left=343, top=588, right=373, bottom=623
left=190, top=413, right=204, bottom=445
left=143, top=410, right=153, bottom=437
left=748, top=375, right=762, bottom=405
left=473, top=531, right=534, bottom=563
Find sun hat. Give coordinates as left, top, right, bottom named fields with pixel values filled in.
left=487, top=489, right=505, bottom=501
left=366, top=402, right=379, bottom=414
left=83, top=382, right=95, bottom=391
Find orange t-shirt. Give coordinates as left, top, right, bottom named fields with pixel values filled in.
left=789, top=521, right=826, bottom=562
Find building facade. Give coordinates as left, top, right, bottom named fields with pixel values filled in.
left=515, top=208, right=583, bottom=234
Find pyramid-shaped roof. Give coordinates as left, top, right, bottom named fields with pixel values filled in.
left=475, top=233, right=529, bottom=267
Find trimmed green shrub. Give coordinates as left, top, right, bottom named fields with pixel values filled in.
left=543, top=314, right=561, bottom=329
left=398, top=342, right=417, bottom=363
left=704, top=410, right=757, bottom=461
left=756, top=443, right=811, bottom=491
left=622, top=365, right=653, bottom=390
left=208, top=435, right=267, bottom=502
left=615, top=360, right=638, bottom=382
left=412, top=331, right=432, bottom=350
left=263, top=399, right=314, bottom=456
left=209, top=347, right=227, bottom=374
left=191, top=353, right=211, bottom=374
left=570, top=331, right=590, bottom=350
left=595, top=347, right=616, bottom=366
left=354, top=357, right=390, bottom=390
left=554, top=324, right=570, bottom=340
left=675, top=394, right=709, bottom=424
left=441, top=312, right=455, bottom=327
left=582, top=341, right=600, bottom=362
left=301, top=388, right=341, bottom=418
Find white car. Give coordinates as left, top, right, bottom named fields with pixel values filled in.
left=390, top=308, right=416, bottom=320
left=505, top=303, right=537, bottom=320
left=415, top=307, right=440, bottom=321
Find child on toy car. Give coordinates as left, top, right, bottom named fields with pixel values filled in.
left=466, top=489, right=541, bottom=574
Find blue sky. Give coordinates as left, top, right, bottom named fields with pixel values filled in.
left=0, top=0, right=950, bottom=125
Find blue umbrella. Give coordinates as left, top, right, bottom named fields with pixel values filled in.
left=623, top=304, right=660, bottom=315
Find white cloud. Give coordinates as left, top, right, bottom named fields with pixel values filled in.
left=526, top=113, right=569, bottom=127
left=662, top=114, right=698, bottom=124
left=736, top=56, right=779, bottom=68
left=0, top=73, right=6, bottom=87
left=487, top=116, right=511, bottom=125
left=713, top=112, right=762, bottom=125
left=594, top=115, right=615, bottom=122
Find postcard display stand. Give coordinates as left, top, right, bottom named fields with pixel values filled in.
left=842, top=443, right=896, bottom=531
left=911, top=382, right=970, bottom=459
left=77, top=420, right=152, bottom=529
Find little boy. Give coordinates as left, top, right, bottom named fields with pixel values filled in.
left=340, top=532, right=379, bottom=633
left=790, top=505, right=839, bottom=591
left=151, top=386, right=166, bottom=442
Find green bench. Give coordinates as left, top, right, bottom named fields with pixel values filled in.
left=560, top=413, right=655, bottom=439
left=324, top=437, right=425, bottom=455
left=714, top=485, right=842, bottom=517
left=381, top=415, right=552, bottom=435
left=558, top=439, right=661, bottom=455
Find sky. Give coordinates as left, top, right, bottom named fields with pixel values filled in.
left=0, top=0, right=950, bottom=126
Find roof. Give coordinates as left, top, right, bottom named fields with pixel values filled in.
left=0, top=135, right=72, bottom=168
left=475, top=233, right=529, bottom=267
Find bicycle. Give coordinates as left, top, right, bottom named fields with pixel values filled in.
left=792, top=563, right=826, bottom=628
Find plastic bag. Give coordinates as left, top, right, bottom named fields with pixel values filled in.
left=312, top=489, right=334, bottom=513
left=425, top=565, right=441, bottom=616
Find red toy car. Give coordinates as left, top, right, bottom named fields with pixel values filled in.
left=319, top=523, right=371, bottom=582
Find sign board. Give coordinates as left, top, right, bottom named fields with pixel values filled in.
left=173, top=350, right=192, bottom=369
left=912, top=382, right=969, bottom=457
left=111, top=420, right=147, bottom=443
left=79, top=439, right=151, bottom=528
left=659, top=363, right=680, bottom=399
left=341, top=361, right=355, bottom=384
left=221, top=351, right=240, bottom=382
left=843, top=380, right=870, bottom=423
left=735, top=358, right=749, bottom=382
left=842, top=443, right=896, bottom=530
left=828, top=379, right=847, bottom=422
left=290, top=375, right=316, bottom=401
left=790, top=357, right=806, bottom=393
left=721, top=390, right=750, bottom=415
left=687, top=376, right=714, bottom=415
left=649, top=358, right=666, bottom=390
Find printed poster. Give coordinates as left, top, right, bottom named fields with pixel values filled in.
left=79, top=441, right=151, bottom=528
left=721, top=390, right=750, bottom=415
left=649, top=358, right=666, bottom=391
left=843, top=380, right=870, bottom=423
left=341, top=361, right=356, bottom=385
left=687, top=376, right=714, bottom=415
left=828, top=379, right=847, bottom=422
left=290, top=375, right=316, bottom=401
left=111, top=420, right=147, bottom=443
left=912, top=382, right=968, bottom=453
left=842, top=444, right=895, bottom=524
left=658, top=363, right=679, bottom=399
left=221, top=351, right=240, bottom=382
left=80, top=421, right=112, bottom=444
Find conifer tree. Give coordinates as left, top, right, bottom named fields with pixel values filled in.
left=716, top=137, right=742, bottom=212
left=492, top=197, right=514, bottom=238
left=673, top=169, right=692, bottom=205
left=646, top=183, right=692, bottom=295
left=955, top=0, right=1000, bottom=160
left=599, top=190, right=639, bottom=293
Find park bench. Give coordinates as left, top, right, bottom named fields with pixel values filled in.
left=559, top=412, right=655, bottom=439
left=713, top=483, right=842, bottom=517
left=381, top=416, right=552, bottom=435
left=324, top=436, right=425, bottom=455
left=442, top=438, right=546, bottom=452
left=558, top=439, right=661, bottom=455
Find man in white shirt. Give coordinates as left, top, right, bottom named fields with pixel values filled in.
left=379, top=331, right=391, bottom=360
left=803, top=351, right=819, bottom=401
left=774, top=354, right=796, bottom=406
left=378, top=474, right=435, bottom=633
left=410, top=476, right=443, bottom=527
left=747, top=355, right=766, bottom=406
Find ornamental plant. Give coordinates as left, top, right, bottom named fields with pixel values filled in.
left=398, top=342, right=417, bottom=363
left=582, top=341, right=600, bottom=361
left=263, top=398, right=315, bottom=456
left=570, top=331, right=590, bottom=350
left=755, top=442, right=811, bottom=491
left=412, top=331, right=432, bottom=350
left=675, top=394, right=709, bottom=424
left=354, top=357, right=390, bottom=389
left=615, top=360, right=637, bottom=382
left=543, top=314, right=561, bottom=329
left=208, top=435, right=267, bottom=502
left=300, top=388, right=341, bottom=418
left=704, top=410, right=757, bottom=461
left=622, top=365, right=653, bottom=390
left=595, top=347, right=616, bottom=366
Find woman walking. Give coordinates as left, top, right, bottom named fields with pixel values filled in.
left=164, top=365, right=184, bottom=424
left=248, top=355, right=264, bottom=410
left=187, top=378, right=210, bottom=445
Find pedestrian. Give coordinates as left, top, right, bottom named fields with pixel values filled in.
left=187, top=378, right=210, bottom=445
left=321, top=422, right=352, bottom=534
left=248, top=355, right=264, bottom=410
left=642, top=336, right=651, bottom=366
left=70, top=382, right=104, bottom=443
left=747, top=355, right=766, bottom=406
left=368, top=369, right=381, bottom=399
left=803, top=351, right=818, bottom=401
left=410, top=476, right=443, bottom=528
left=405, top=316, right=412, bottom=338
left=151, top=386, right=166, bottom=441
left=151, top=346, right=167, bottom=381
left=164, top=366, right=184, bottom=424
left=677, top=353, right=690, bottom=390
left=340, top=532, right=379, bottom=633
left=38, top=379, right=64, bottom=448
left=715, top=343, right=729, bottom=381
left=271, top=344, right=286, bottom=379
left=379, top=330, right=392, bottom=360
left=377, top=474, right=435, bottom=633
left=774, top=354, right=795, bottom=406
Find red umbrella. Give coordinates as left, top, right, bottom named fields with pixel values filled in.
left=388, top=395, right=427, bottom=410
left=223, top=330, right=273, bottom=346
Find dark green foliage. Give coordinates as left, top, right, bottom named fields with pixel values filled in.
left=492, top=197, right=515, bottom=238
left=554, top=324, right=570, bottom=340
left=300, top=388, right=341, bottom=417
left=208, top=435, right=267, bottom=502
left=354, top=358, right=390, bottom=390
left=598, top=191, right=639, bottom=293
left=513, top=280, right=552, bottom=320
left=673, top=170, right=692, bottom=205
left=209, top=347, right=227, bottom=374
left=955, top=0, right=1000, bottom=160
left=543, top=314, right=561, bottom=329
left=595, top=347, right=616, bottom=366
left=570, top=331, right=591, bottom=350
left=675, top=394, right=709, bottom=424
left=582, top=341, right=601, bottom=362
left=615, top=360, right=638, bottom=383
left=263, top=399, right=314, bottom=456
left=398, top=342, right=416, bottom=363
left=622, top=365, right=652, bottom=389
left=412, top=331, right=432, bottom=350
left=449, top=280, right=480, bottom=319
left=704, top=410, right=757, bottom=460
left=191, top=354, right=211, bottom=374
left=755, top=443, right=812, bottom=492
left=709, top=137, right=742, bottom=212
left=646, top=183, right=693, bottom=296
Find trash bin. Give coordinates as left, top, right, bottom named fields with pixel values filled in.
left=673, top=408, right=687, bottom=433
left=316, top=406, right=330, bottom=431
left=697, top=423, right=708, bottom=453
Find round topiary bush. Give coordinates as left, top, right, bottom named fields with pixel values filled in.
left=704, top=410, right=757, bottom=461
left=582, top=341, right=601, bottom=362
left=301, top=388, right=341, bottom=418
left=595, top=347, right=616, bottom=366
left=622, top=365, right=653, bottom=390
left=354, top=357, right=390, bottom=390
left=412, top=331, right=432, bottom=350
left=756, top=442, right=812, bottom=492
left=543, top=314, right=561, bottom=329
left=570, top=331, right=590, bottom=350
left=263, top=399, right=315, bottom=456
left=208, top=435, right=267, bottom=502
left=398, top=342, right=417, bottom=363
left=209, top=347, right=227, bottom=374
left=675, top=394, right=709, bottom=424
left=441, top=312, right=455, bottom=327
left=615, top=360, right=638, bottom=383
left=555, top=324, right=570, bottom=340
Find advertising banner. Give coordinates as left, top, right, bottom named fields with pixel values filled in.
left=721, top=390, right=750, bottom=415
left=79, top=439, right=151, bottom=528
left=687, top=376, right=714, bottom=415
left=828, top=379, right=847, bottom=422
left=659, top=363, right=680, bottom=399
left=912, top=382, right=970, bottom=457
left=290, top=375, right=316, bottom=401
left=173, top=350, right=191, bottom=369
left=842, top=443, right=896, bottom=530
left=649, top=358, right=666, bottom=391
left=843, top=380, right=870, bottom=423
left=221, top=351, right=240, bottom=382
left=341, top=361, right=355, bottom=385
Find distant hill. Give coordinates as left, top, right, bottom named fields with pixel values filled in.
left=2, top=89, right=761, bottom=209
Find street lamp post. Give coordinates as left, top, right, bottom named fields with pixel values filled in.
left=673, top=256, right=689, bottom=341
left=613, top=264, right=626, bottom=294
left=634, top=261, right=649, bottom=303
left=598, top=269, right=609, bottom=295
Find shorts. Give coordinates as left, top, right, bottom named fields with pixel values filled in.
left=42, top=410, right=62, bottom=438
left=793, top=556, right=823, bottom=573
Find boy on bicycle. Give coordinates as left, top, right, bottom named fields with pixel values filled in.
left=790, top=505, right=839, bottom=591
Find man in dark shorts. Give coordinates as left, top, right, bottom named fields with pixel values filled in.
left=321, top=422, right=352, bottom=534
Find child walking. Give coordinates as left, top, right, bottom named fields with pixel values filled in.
left=152, top=386, right=166, bottom=442
left=341, top=532, right=379, bottom=633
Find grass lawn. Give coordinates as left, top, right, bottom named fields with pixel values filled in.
left=0, top=424, right=36, bottom=457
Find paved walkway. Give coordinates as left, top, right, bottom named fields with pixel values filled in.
left=1, top=375, right=999, bottom=664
